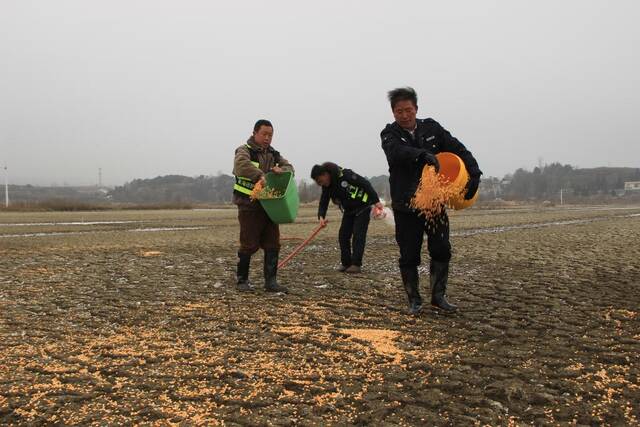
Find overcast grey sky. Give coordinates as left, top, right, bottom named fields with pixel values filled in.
left=1, top=0, right=639, bottom=186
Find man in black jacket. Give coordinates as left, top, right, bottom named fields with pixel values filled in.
left=311, top=162, right=383, bottom=273
left=380, top=87, right=481, bottom=314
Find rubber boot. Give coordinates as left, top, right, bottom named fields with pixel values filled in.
left=400, top=267, right=422, bottom=315
left=430, top=260, right=457, bottom=313
left=264, top=249, right=288, bottom=293
left=236, top=252, right=253, bottom=292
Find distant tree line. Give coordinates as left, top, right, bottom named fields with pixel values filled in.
left=109, top=173, right=392, bottom=205
left=500, top=163, right=640, bottom=200
left=109, top=164, right=640, bottom=204
left=110, top=175, right=235, bottom=203
left=7, top=163, right=639, bottom=206
left=6, top=184, right=108, bottom=202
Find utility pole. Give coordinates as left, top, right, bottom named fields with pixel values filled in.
left=98, top=168, right=102, bottom=188
left=560, top=188, right=563, bottom=206
left=4, top=165, right=8, bottom=208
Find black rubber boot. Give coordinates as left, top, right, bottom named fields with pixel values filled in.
left=264, top=250, right=288, bottom=293
left=400, top=267, right=422, bottom=315
left=430, top=260, right=457, bottom=313
left=236, top=252, right=253, bottom=292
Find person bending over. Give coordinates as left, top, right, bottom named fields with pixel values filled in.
left=311, top=162, right=383, bottom=274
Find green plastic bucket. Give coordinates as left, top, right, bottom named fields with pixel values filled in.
left=259, top=171, right=299, bottom=224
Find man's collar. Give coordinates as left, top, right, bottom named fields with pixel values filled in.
left=394, top=121, right=417, bottom=133
left=403, top=124, right=417, bottom=133
left=247, top=137, right=267, bottom=151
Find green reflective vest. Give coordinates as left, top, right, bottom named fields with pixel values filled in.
left=233, top=144, right=280, bottom=196
left=234, top=162, right=260, bottom=195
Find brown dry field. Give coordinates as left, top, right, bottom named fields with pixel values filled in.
left=1, top=205, right=639, bottom=426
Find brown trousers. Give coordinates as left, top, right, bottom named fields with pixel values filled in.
left=238, top=208, right=280, bottom=255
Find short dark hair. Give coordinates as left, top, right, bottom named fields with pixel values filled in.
left=311, top=162, right=341, bottom=185
left=253, top=119, right=273, bottom=133
left=387, top=87, right=417, bottom=109
left=310, top=164, right=324, bottom=181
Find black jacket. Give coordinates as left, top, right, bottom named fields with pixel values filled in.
left=381, top=118, right=481, bottom=212
left=317, top=168, right=380, bottom=219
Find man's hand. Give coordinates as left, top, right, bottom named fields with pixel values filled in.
left=464, top=175, right=480, bottom=200
left=417, top=151, right=440, bottom=173
left=319, top=217, right=329, bottom=227
left=271, top=165, right=284, bottom=174
left=258, top=175, right=266, bottom=186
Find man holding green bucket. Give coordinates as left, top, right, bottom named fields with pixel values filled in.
left=232, top=119, right=294, bottom=293
left=381, top=87, right=482, bottom=315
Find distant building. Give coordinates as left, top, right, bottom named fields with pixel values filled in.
left=624, top=181, right=640, bottom=191
left=479, top=178, right=503, bottom=198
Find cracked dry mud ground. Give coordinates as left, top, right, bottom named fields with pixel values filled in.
left=1, top=206, right=639, bottom=425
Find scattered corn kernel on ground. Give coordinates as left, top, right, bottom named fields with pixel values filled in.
left=1, top=205, right=639, bottom=425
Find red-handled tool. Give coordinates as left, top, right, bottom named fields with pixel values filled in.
left=278, top=222, right=327, bottom=269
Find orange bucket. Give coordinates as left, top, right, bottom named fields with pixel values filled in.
left=435, top=152, right=478, bottom=210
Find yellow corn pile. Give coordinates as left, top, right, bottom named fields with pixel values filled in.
left=249, top=181, right=283, bottom=200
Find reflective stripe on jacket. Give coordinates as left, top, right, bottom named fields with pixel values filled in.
left=234, top=155, right=260, bottom=195
left=233, top=144, right=280, bottom=197
left=232, top=138, right=294, bottom=210
left=317, top=167, right=380, bottom=219
left=341, top=170, right=370, bottom=203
